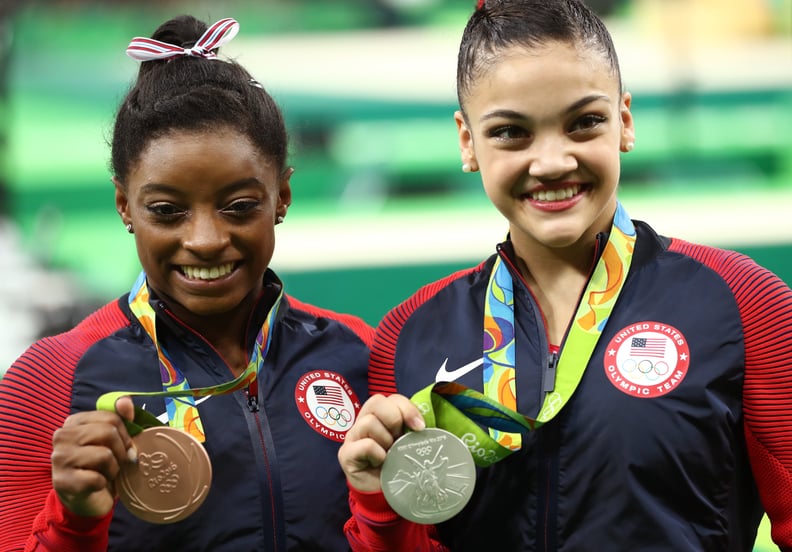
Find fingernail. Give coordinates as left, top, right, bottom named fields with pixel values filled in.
left=412, top=416, right=425, bottom=431
left=127, top=445, right=138, bottom=464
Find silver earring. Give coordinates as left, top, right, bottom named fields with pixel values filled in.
left=125, top=223, right=133, bottom=234
left=276, top=215, right=285, bottom=224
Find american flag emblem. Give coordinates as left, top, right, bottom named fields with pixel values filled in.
left=630, top=337, right=666, bottom=358
left=313, top=385, right=346, bottom=406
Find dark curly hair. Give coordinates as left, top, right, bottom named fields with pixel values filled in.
left=111, top=15, right=288, bottom=186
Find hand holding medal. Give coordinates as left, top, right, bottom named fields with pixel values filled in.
left=92, top=273, right=283, bottom=524
left=96, top=392, right=214, bottom=524
left=379, top=382, right=537, bottom=524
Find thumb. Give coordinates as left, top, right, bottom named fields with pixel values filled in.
left=114, top=395, right=136, bottom=422
left=114, top=395, right=139, bottom=464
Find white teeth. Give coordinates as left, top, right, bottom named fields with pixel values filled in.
left=531, top=185, right=580, bottom=202
left=181, top=262, right=234, bottom=281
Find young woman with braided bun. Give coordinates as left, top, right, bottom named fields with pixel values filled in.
left=337, top=1, right=792, bottom=550
left=0, top=15, right=371, bottom=551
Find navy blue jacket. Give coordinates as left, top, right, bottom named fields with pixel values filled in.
left=0, top=273, right=372, bottom=551
left=347, top=220, right=792, bottom=551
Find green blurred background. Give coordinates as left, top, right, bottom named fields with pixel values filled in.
left=0, top=0, right=790, bottom=548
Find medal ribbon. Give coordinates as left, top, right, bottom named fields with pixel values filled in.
left=419, top=202, right=636, bottom=461
left=96, top=271, right=282, bottom=441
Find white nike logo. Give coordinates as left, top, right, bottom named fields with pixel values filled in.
left=435, top=357, right=484, bottom=383
left=150, top=396, right=213, bottom=424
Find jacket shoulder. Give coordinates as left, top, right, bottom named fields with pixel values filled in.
left=284, top=294, right=375, bottom=348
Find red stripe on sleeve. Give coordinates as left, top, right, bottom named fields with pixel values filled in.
left=369, top=263, right=484, bottom=396
left=0, top=301, right=129, bottom=551
left=669, top=238, right=792, bottom=546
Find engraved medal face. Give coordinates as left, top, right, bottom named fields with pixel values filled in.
left=380, top=427, right=476, bottom=525
left=118, top=426, right=212, bottom=524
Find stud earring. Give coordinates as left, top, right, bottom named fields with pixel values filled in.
left=276, top=215, right=285, bottom=224
left=625, top=141, right=635, bottom=152
left=462, top=164, right=471, bottom=173
left=126, top=223, right=133, bottom=234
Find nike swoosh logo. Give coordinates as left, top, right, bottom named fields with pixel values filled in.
left=435, top=357, right=484, bottom=383
left=151, top=396, right=213, bottom=424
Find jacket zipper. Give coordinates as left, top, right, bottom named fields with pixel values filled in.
left=496, top=234, right=607, bottom=550
left=543, top=351, right=559, bottom=393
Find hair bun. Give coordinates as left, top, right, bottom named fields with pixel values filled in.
left=151, top=15, right=207, bottom=48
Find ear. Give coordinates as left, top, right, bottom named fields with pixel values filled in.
left=277, top=167, right=293, bottom=218
left=619, top=91, right=636, bottom=153
left=113, top=177, right=131, bottom=226
left=454, top=110, right=478, bottom=172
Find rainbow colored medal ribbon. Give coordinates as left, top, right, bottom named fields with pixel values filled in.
left=97, top=271, right=282, bottom=440
left=96, top=272, right=282, bottom=524
left=380, top=202, right=636, bottom=524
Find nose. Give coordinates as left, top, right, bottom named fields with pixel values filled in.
left=528, top=133, right=577, bottom=180
left=182, top=211, right=230, bottom=258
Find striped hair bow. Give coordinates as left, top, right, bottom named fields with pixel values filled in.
left=126, top=18, right=239, bottom=62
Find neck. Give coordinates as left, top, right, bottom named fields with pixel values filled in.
left=513, top=238, right=595, bottom=287
left=510, top=238, right=598, bottom=347
left=158, top=294, right=259, bottom=377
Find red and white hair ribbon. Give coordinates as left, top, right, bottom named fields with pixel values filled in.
left=126, top=18, right=240, bottom=62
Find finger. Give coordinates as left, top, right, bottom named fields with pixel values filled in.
left=53, top=418, right=133, bottom=472
left=358, top=394, right=425, bottom=437
left=386, top=393, right=426, bottom=432
left=52, top=460, right=117, bottom=518
left=114, top=395, right=135, bottom=422
left=51, top=444, right=118, bottom=491
left=337, top=437, right=388, bottom=493
left=114, top=396, right=138, bottom=463
left=338, top=435, right=388, bottom=471
left=60, top=409, right=126, bottom=429
left=346, top=411, right=399, bottom=450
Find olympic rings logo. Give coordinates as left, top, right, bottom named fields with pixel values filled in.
left=620, top=358, right=670, bottom=381
left=415, top=446, right=432, bottom=456
left=314, top=405, right=353, bottom=428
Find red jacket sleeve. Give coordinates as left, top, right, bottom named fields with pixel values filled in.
left=345, top=486, right=448, bottom=552
left=346, top=269, right=481, bottom=551
left=670, top=239, right=792, bottom=550
left=0, top=303, right=128, bottom=551
left=739, top=264, right=792, bottom=549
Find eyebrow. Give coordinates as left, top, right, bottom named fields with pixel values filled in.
left=139, top=178, right=264, bottom=196
left=479, top=94, right=611, bottom=123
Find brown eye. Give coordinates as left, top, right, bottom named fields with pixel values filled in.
left=489, top=125, right=530, bottom=140
left=223, top=199, right=260, bottom=216
left=147, top=203, right=184, bottom=219
left=569, top=114, right=606, bottom=133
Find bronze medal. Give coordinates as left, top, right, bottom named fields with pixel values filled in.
left=380, top=427, right=476, bottom=525
left=117, top=426, right=212, bottom=524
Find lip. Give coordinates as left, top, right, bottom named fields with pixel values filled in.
left=522, top=183, right=589, bottom=212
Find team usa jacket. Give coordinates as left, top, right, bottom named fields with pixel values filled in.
left=0, top=272, right=372, bottom=552
left=345, top=220, right=792, bottom=551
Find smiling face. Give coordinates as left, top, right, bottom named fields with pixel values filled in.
left=115, top=126, right=291, bottom=325
left=456, top=41, right=634, bottom=257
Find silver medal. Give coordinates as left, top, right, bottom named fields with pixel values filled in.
left=380, top=427, right=476, bottom=524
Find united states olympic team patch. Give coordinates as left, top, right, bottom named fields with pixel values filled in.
left=294, top=371, right=361, bottom=442
left=603, top=321, right=690, bottom=398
